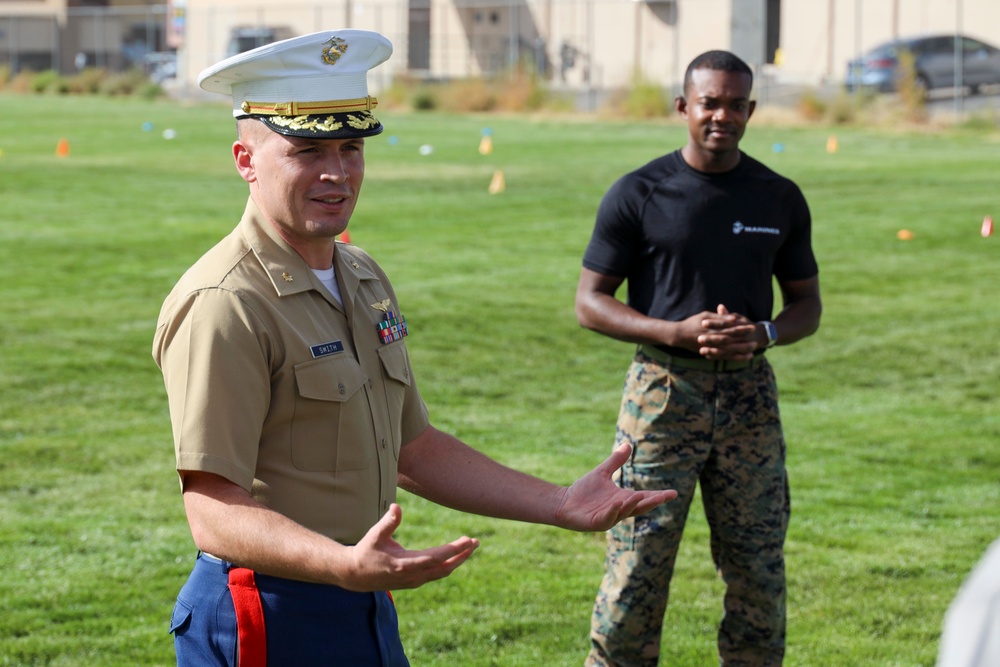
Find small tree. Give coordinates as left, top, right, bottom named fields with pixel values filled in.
left=895, top=48, right=928, bottom=123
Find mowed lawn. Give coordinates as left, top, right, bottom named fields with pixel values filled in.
left=0, top=92, right=997, bottom=666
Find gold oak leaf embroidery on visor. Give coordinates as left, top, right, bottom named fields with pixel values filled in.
left=268, top=115, right=344, bottom=132
left=264, top=112, right=378, bottom=133
left=346, top=113, right=379, bottom=130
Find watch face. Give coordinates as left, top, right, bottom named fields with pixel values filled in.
left=763, top=321, right=777, bottom=347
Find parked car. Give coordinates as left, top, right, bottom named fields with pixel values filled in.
left=845, top=34, right=1000, bottom=95
left=144, top=51, right=177, bottom=84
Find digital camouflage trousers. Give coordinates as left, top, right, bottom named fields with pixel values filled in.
left=586, top=350, right=790, bottom=667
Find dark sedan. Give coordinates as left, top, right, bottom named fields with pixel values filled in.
left=845, top=34, right=1000, bottom=95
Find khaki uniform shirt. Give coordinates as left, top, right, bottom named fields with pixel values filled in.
left=153, top=198, right=429, bottom=545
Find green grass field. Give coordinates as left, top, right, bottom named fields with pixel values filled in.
left=0, top=92, right=997, bottom=666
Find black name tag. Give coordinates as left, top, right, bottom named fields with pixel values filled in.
left=310, top=340, right=345, bottom=358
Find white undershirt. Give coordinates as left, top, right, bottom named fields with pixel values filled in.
left=311, top=266, right=343, bottom=305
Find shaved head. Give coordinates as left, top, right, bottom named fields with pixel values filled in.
left=236, top=117, right=271, bottom=145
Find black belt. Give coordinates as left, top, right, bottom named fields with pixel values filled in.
left=637, top=345, right=761, bottom=372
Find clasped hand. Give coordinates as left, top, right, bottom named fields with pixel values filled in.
left=690, top=304, right=760, bottom=360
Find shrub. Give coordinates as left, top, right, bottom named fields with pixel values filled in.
left=796, top=90, right=826, bottom=121
left=31, top=69, right=66, bottom=94
left=98, top=68, right=149, bottom=96
left=8, top=69, right=35, bottom=94
left=136, top=81, right=165, bottom=100
left=895, top=49, right=928, bottom=123
left=411, top=88, right=438, bottom=111
left=398, top=72, right=554, bottom=114
left=501, top=77, right=547, bottom=112
left=622, top=70, right=670, bottom=118
left=378, top=74, right=417, bottom=109
left=493, top=61, right=548, bottom=112
left=825, top=91, right=859, bottom=125
left=66, top=67, right=108, bottom=94
left=438, top=78, right=497, bottom=112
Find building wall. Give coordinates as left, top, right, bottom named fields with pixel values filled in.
left=0, top=0, right=68, bottom=18
left=421, top=0, right=738, bottom=93
left=176, top=0, right=409, bottom=95
left=174, top=0, right=753, bottom=97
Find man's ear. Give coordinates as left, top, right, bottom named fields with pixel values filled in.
left=674, top=95, right=688, bottom=117
left=747, top=99, right=757, bottom=120
left=233, top=139, right=256, bottom=184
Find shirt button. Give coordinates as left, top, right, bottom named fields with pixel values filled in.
left=383, top=500, right=388, bottom=512
left=381, top=438, right=387, bottom=449
left=338, top=382, right=345, bottom=395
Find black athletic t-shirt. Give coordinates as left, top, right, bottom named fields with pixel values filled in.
left=582, top=150, right=818, bottom=357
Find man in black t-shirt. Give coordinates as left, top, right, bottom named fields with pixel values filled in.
left=578, top=51, right=822, bottom=667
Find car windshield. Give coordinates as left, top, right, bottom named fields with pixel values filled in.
left=868, top=43, right=901, bottom=59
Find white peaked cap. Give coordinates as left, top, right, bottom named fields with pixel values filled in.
left=198, top=29, right=393, bottom=138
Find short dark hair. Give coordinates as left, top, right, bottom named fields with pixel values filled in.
left=683, top=50, right=753, bottom=94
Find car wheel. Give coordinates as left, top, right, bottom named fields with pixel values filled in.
left=914, top=73, right=930, bottom=99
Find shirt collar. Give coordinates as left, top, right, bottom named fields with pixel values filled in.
left=237, top=196, right=377, bottom=306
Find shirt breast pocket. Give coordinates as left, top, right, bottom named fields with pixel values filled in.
left=376, top=342, right=412, bottom=457
left=292, top=355, right=372, bottom=471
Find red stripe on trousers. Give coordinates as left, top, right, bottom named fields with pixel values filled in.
left=228, top=568, right=267, bottom=667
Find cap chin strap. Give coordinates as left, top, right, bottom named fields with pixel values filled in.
left=240, top=96, right=378, bottom=116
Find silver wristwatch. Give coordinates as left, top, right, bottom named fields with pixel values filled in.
left=760, top=321, right=778, bottom=349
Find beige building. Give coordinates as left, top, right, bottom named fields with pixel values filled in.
left=3, top=0, right=1000, bottom=102
left=168, top=0, right=1000, bottom=101
left=171, top=0, right=769, bottom=96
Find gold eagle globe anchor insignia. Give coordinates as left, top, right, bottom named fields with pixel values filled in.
left=321, top=37, right=348, bottom=65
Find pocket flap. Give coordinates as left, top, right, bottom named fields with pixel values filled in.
left=377, top=343, right=412, bottom=386
left=169, top=599, right=193, bottom=635
left=294, top=355, right=368, bottom=402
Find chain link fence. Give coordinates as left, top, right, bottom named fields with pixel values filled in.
left=0, top=5, right=175, bottom=80
left=4, top=1, right=997, bottom=118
